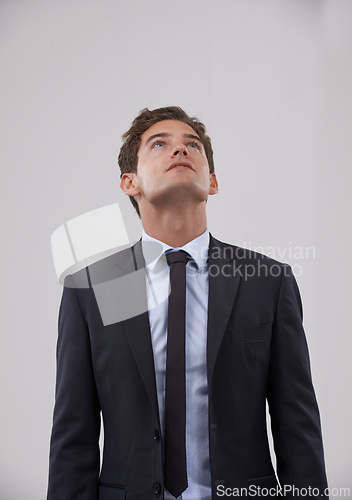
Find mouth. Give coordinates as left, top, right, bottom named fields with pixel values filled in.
left=167, top=161, right=194, bottom=171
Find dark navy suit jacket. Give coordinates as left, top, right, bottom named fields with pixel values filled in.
left=47, top=235, right=328, bottom=499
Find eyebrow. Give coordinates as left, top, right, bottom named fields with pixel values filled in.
left=144, top=132, right=202, bottom=146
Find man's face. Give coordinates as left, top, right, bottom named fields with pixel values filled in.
left=124, top=120, right=218, bottom=211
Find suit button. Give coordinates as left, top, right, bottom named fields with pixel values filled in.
left=153, top=428, right=160, bottom=440
left=153, top=482, right=161, bottom=495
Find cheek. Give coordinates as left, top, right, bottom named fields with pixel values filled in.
left=192, top=151, right=209, bottom=168
left=135, top=167, right=159, bottom=192
left=198, top=161, right=211, bottom=178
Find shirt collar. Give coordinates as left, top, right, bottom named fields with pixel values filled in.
left=142, top=228, right=210, bottom=271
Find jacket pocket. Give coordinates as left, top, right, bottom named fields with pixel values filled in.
left=231, top=322, right=272, bottom=343
left=247, top=474, right=279, bottom=496
left=98, top=483, right=126, bottom=500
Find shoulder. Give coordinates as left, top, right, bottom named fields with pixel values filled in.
left=63, top=240, right=144, bottom=290
left=208, top=234, right=294, bottom=287
left=209, top=234, right=288, bottom=268
left=209, top=235, right=296, bottom=303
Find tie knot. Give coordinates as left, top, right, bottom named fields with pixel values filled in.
left=165, top=250, right=190, bottom=266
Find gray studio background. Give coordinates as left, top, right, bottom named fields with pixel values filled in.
left=1, top=0, right=351, bottom=498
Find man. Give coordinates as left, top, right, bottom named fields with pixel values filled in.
left=47, top=106, right=328, bottom=499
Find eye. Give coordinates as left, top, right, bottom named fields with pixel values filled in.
left=187, top=141, right=201, bottom=150
left=151, top=140, right=165, bottom=149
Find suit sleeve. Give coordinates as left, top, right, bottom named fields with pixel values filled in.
left=267, top=264, right=328, bottom=496
left=47, top=285, right=101, bottom=500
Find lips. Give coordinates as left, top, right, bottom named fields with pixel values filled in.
left=167, top=161, right=194, bottom=171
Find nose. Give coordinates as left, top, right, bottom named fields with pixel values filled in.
left=171, top=143, right=188, bottom=157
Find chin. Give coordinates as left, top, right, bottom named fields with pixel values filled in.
left=154, top=186, right=207, bottom=205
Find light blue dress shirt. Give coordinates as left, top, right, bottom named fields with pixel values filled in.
left=142, top=229, right=212, bottom=500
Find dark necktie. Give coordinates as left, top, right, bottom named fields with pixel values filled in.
left=164, top=250, right=189, bottom=498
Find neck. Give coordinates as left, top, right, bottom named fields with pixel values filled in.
left=140, top=201, right=207, bottom=248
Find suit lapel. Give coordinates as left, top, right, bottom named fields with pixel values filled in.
left=120, top=240, right=160, bottom=422
left=207, top=235, right=241, bottom=386
left=123, top=311, right=160, bottom=422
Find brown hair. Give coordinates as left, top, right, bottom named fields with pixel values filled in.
left=118, top=106, right=214, bottom=216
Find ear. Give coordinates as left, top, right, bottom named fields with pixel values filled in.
left=208, top=173, right=219, bottom=195
left=120, top=172, right=140, bottom=197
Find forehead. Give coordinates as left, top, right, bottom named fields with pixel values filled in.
left=140, top=120, right=199, bottom=145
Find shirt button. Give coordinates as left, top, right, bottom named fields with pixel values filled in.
left=153, top=428, right=160, bottom=440
left=153, top=482, right=161, bottom=495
